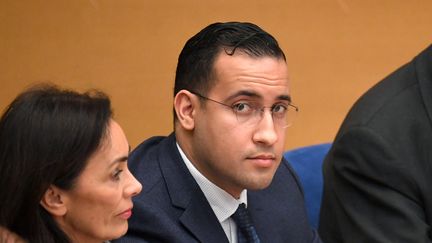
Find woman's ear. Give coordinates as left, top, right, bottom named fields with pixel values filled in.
left=174, top=90, right=198, bottom=131
left=40, top=185, right=67, bottom=216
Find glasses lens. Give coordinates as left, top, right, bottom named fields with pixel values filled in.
left=233, top=105, right=298, bottom=128
left=234, top=109, right=256, bottom=125
left=284, top=105, right=298, bottom=128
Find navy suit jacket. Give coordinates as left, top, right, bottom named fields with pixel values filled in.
left=116, top=133, right=321, bottom=243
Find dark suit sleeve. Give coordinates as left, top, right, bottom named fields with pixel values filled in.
left=319, top=127, right=431, bottom=243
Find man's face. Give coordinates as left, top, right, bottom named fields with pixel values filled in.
left=189, top=52, right=290, bottom=198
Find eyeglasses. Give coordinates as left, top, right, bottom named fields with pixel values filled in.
left=190, top=91, right=299, bottom=128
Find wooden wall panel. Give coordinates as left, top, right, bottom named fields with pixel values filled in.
left=1, top=0, right=431, bottom=149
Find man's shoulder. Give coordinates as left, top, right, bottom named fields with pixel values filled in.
left=129, top=133, right=178, bottom=166
left=127, top=133, right=179, bottom=188
left=276, top=158, right=303, bottom=189
left=247, top=159, right=319, bottom=242
left=250, top=158, right=305, bottom=206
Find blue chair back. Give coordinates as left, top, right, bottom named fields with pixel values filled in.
left=283, top=143, right=332, bottom=229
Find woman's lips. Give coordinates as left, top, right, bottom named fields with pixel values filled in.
left=118, top=208, right=132, bottom=220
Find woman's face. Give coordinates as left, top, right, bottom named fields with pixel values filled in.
left=58, top=120, right=142, bottom=242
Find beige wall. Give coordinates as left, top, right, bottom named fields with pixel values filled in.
left=1, top=0, right=431, bottom=150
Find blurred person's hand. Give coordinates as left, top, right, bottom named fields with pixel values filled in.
left=0, top=226, right=27, bottom=243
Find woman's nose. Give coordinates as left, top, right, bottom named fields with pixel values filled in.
left=125, top=169, right=142, bottom=197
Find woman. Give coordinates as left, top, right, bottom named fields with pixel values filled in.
left=0, top=84, right=142, bottom=243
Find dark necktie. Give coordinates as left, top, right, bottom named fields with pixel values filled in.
left=231, top=203, right=261, bottom=243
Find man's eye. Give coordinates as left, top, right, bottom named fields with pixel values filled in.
left=232, top=103, right=253, bottom=113
left=272, top=104, right=288, bottom=114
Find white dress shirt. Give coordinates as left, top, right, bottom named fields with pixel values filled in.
left=177, top=143, right=247, bottom=243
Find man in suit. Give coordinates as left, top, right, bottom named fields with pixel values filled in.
left=319, top=45, right=432, bottom=243
left=118, top=22, right=321, bottom=242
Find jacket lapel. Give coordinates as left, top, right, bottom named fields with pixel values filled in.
left=159, top=134, right=229, bottom=243
left=180, top=193, right=229, bottom=243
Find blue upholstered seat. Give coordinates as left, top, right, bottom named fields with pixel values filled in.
left=283, top=143, right=332, bottom=229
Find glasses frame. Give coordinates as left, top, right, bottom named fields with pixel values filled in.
left=189, top=90, right=299, bottom=128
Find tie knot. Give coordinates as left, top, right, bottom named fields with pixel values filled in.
left=232, top=203, right=253, bottom=229
left=232, top=203, right=261, bottom=243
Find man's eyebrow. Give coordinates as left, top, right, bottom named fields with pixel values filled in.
left=226, top=90, right=292, bottom=103
left=278, top=95, right=292, bottom=103
left=226, top=90, right=260, bottom=100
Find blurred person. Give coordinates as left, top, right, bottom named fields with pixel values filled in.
left=319, top=45, right=432, bottom=243
left=0, top=226, right=26, bottom=243
left=0, top=84, right=142, bottom=243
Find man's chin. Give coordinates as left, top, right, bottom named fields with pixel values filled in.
left=245, top=175, right=275, bottom=191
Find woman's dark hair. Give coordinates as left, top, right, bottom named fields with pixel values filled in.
left=0, top=84, right=113, bottom=242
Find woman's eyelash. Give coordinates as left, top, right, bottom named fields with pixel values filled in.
left=113, top=169, right=123, bottom=180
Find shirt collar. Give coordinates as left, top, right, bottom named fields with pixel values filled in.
left=176, top=143, right=247, bottom=223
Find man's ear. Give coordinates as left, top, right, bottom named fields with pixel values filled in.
left=40, top=185, right=67, bottom=216
left=174, top=90, right=198, bottom=131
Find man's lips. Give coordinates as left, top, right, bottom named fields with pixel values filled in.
left=251, top=154, right=275, bottom=159
left=247, top=154, right=276, bottom=167
left=248, top=153, right=276, bottom=160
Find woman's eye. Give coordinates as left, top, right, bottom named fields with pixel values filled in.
left=112, top=169, right=123, bottom=181
left=232, top=102, right=252, bottom=113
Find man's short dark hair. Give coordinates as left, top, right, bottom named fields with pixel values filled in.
left=174, top=21, right=286, bottom=97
